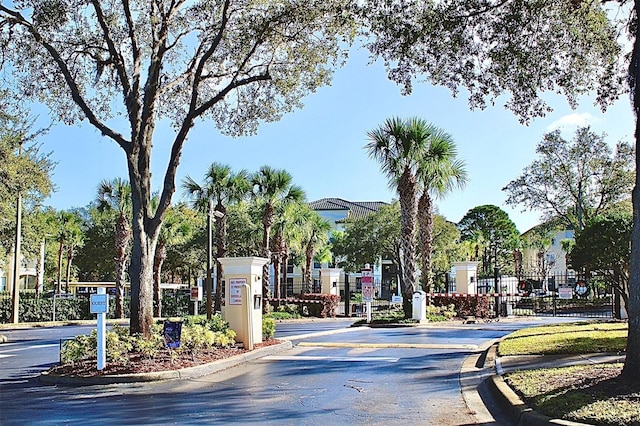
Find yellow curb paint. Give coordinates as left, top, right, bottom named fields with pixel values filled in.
left=297, top=342, right=478, bottom=350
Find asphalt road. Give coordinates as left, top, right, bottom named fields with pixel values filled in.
left=0, top=317, right=579, bottom=425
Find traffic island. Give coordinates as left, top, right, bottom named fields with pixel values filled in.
left=39, top=340, right=292, bottom=386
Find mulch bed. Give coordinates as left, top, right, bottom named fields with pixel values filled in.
left=48, top=339, right=283, bottom=377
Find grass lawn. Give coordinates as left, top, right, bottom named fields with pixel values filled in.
left=500, top=321, right=639, bottom=426
left=499, top=321, right=628, bottom=356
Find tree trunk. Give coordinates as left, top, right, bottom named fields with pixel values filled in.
left=114, top=213, right=130, bottom=319
left=57, top=241, right=64, bottom=294
left=398, top=169, right=418, bottom=318
left=214, top=207, right=227, bottom=313
left=418, top=192, right=434, bottom=294
left=283, top=254, right=289, bottom=298
left=65, top=246, right=73, bottom=293
left=129, top=223, right=157, bottom=337
left=304, top=241, right=314, bottom=293
left=261, top=207, right=274, bottom=311
left=153, top=242, right=166, bottom=317
left=273, top=254, right=281, bottom=299
left=623, top=8, right=640, bottom=382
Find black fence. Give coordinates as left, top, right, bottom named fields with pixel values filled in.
left=2, top=272, right=616, bottom=323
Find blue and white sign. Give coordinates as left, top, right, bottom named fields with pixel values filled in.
left=90, top=293, right=109, bottom=314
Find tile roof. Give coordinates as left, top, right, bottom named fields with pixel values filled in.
left=308, top=198, right=388, bottom=221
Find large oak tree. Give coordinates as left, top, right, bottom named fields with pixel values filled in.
left=0, top=0, right=354, bottom=336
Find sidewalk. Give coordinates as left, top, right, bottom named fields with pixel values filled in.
left=484, top=343, right=625, bottom=426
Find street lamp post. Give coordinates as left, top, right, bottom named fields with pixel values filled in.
left=206, top=200, right=213, bottom=319
left=206, top=199, right=224, bottom=319
left=10, top=142, right=23, bottom=324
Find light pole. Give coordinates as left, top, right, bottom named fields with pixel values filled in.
left=206, top=200, right=224, bottom=319
left=10, top=142, right=23, bottom=324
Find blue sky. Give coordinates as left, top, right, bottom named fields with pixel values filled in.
left=39, top=46, right=635, bottom=234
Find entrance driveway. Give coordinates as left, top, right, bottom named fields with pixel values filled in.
left=0, top=317, right=577, bottom=425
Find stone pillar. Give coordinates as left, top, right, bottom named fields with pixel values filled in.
left=219, top=257, right=269, bottom=348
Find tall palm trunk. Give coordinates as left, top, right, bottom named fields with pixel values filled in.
left=418, top=192, right=434, bottom=294
left=398, top=169, right=418, bottom=318
left=114, top=213, right=131, bottom=319
left=65, top=246, right=74, bottom=293
left=214, top=206, right=227, bottom=313
left=56, top=240, right=64, bottom=294
left=153, top=242, right=166, bottom=317
left=261, top=204, right=274, bottom=307
left=304, top=237, right=315, bottom=293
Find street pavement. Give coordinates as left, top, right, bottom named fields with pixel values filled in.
left=0, top=316, right=610, bottom=425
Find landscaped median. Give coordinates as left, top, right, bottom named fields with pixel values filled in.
left=492, top=321, right=638, bottom=426
left=40, top=339, right=292, bottom=385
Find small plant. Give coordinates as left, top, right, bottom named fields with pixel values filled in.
left=426, top=304, right=457, bottom=322
left=263, top=317, right=276, bottom=340
left=277, top=304, right=301, bottom=316
left=61, top=334, right=94, bottom=364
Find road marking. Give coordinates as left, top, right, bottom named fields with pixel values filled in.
left=0, top=354, right=13, bottom=359
left=296, top=342, right=479, bottom=350
left=263, top=355, right=399, bottom=362
left=0, top=343, right=59, bottom=354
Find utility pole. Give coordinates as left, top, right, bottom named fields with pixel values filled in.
left=11, top=143, right=23, bottom=324
left=206, top=199, right=213, bottom=319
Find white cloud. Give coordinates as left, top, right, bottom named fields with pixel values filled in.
left=546, top=112, right=597, bottom=132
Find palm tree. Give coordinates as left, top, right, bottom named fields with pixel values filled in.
left=301, top=211, right=331, bottom=293
left=51, top=210, right=83, bottom=294
left=97, top=178, right=132, bottom=319
left=251, top=166, right=305, bottom=305
left=153, top=203, right=192, bottom=317
left=366, top=117, right=427, bottom=317
left=182, top=163, right=250, bottom=312
left=416, top=127, right=467, bottom=293
left=270, top=202, right=308, bottom=299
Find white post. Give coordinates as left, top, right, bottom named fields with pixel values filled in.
left=96, top=287, right=107, bottom=371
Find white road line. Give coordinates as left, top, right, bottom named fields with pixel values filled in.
left=0, top=354, right=13, bottom=359
left=263, top=355, right=399, bottom=362
left=0, top=343, right=59, bottom=354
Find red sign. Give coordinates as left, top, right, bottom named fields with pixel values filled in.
left=362, top=269, right=373, bottom=302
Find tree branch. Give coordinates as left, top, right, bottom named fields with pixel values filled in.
left=0, top=6, right=130, bottom=150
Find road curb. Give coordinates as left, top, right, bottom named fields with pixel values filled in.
left=39, top=340, right=293, bottom=386
left=485, top=375, right=590, bottom=426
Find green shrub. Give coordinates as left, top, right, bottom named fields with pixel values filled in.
left=61, top=333, right=94, bottom=364
left=277, top=304, right=301, bottom=316
left=426, top=304, right=457, bottom=322
left=263, top=317, right=276, bottom=340
left=266, top=311, right=297, bottom=320
left=105, top=325, right=134, bottom=364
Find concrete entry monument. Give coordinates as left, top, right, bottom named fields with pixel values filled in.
left=218, top=256, right=269, bottom=350
left=320, top=268, right=341, bottom=295
left=453, top=261, right=480, bottom=294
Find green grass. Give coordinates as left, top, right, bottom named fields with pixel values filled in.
left=500, top=320, right=638, bottom=426
left=499, top=321, right=627, bottom=356
left=505, top=364, right=639, bottom=426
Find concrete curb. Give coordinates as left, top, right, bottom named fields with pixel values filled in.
left=485, top=341, right=593, bottom=426
left=39, top=340, right=293, bottom=386
left=485, top=375, right=590, bottom=426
